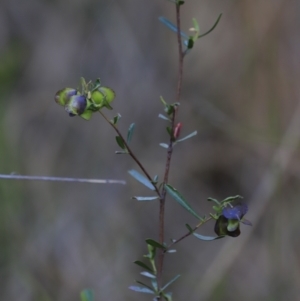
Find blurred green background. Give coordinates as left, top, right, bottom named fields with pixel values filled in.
left=1, top=0, right=300, bottom=300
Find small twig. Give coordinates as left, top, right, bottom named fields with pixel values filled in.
left=164, top=217, right=213, bottom=252
left=0, top=174, right=126, bottom=185
left=99, top=111, right=161, bottom=198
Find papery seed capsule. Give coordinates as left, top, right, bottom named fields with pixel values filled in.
left=90, top=86, right=115, bottom=109
left=65, top=95, right=87, bottom=116
left=91, top=90, right=105, bottom=106
left=55, top=88, right=77, bottom=106
left=98, top=87, right=115, bottom=104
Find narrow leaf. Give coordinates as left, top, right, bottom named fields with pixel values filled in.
left=115, top=150, right=128, bottom=154
left=136, top=280, right=155, bottom=292
left=159, top=17, right=189, bottom=39
left=146, top=239, right=166, bottom=250
left=176, top=131, right=197, bottom=142
left=198, top=13, right=222, bottom=39
left=165, top=184, right=202, bottom=220
left=132, top=196, right=159, bottom=201
left=160, top=96, right=167, bottom=106
left=161, top=275, right=181, bottom=291
left=153, top=175, right=159, bottom=182
left=167, top=249, right=177, bottom=253
left=207, top=197, right=221, bottom=205
left=116, top=136, right=126, bottom=150
left=159, top=143, right=169, bottom=149
left=133, top=260, right=153, bottom=272
left=111, top=113, right=121, bottom=125
left=241, top=218, right=252, bottom=226
left=193, top=232, right=224, bottom=241
left=151, top=278, right=158, bottom=291
left=221, top=195, right=243, bottom=203
left=80, top=289, right=94, bottom=301
left=127, top=123, right=135, bottom=144
left=192, top=18, right=200, bottom=32
left=166, top=126, right=172, bottom=137
left=162, top=292, right=173, bottom=301
left=140, top=271, right=156, bottom=279
left=128, top=170, right=155, bottom=191
left=129, top=286, right=154, bottom=294
left=185, top=223, right=194, bottom=233
left=158, top=114, right=171, bottom=121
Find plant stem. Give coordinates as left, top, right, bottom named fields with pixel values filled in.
left=157, top=2, right=184, bottom=291
left=164, top=217, right=213, bottom=251
left=99, top=111, right=161, bottom=198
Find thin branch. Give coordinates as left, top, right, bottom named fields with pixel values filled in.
left=157, top=2, right=185, bottom=291
left=99, top=111, right=161, bottom=197
left=0, top=174, right=126, bottom=184
left=164, top=217, right=213, bottom=251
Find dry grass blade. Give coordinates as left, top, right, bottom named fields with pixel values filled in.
left=0, top=174, right=126, bottom=185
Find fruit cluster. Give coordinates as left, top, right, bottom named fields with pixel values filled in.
left=55, top=78, right=115, bottom=120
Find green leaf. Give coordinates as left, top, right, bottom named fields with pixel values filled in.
left=146, top=239, right=166, bottom=250
left=111, top=113, right=121, bottom=125
left=166, top=126, right=172, bottom=137
left=165, top=184, right=203, bottom=220
left=193, top=232, right=224, bottom=241
left=160, top=96, right=167, bottom=106
left=158, top=114, right=171, bottom=121
left=159, top=143, right=169, bottom=149
left=207, top=197, right=221, bottom=205
left=140, top=271, right=156, bottom=279
left=185, top=223, right=194, bottom=233
left=127, top=123, right=135, bottom=144
left=153, top=175, right=159, bottom=183
left=162, top=292, right=173, bottom=301
left=176, top=131, right=197, bottom=142
left=133, top=260, right=153, bottom=272
left=116, top=136, right=126, bottom=150
left=158, top=17, right=189, bottom=39
left=192, top=18, right=199, bottom=32
left=128, top=170, right=155, bottom=191
left=132, top=196, right=159, bottom=201
left=136, top=280, right=156, bottom=292
left=151, top=278, right=158, bottom=291
left=128, top=286, right=154, bottom=294
left=80, top=289, right=94, bottom=301
left=80, top=77, right=87, bottom=94
left=221, top=195, right=243, bottom=203
left=198, top=13, right=222, bottom=39
left=161, top=275, right=181, bottom=291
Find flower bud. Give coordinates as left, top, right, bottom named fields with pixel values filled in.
left=64, top=95, right=87, bottom=117
left=173, top=122, right=182, bottom=139
left=55, top=88, right=77, bottom=106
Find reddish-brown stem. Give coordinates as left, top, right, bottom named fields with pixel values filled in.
left=157, top=2, right=184, bottom=291
left=99, top=111, right=161, bottom=198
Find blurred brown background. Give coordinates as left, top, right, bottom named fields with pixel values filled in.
left=1, top=0, right=300, bottom=300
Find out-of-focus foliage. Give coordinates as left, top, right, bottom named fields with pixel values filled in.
left=0, top=0, right=300, bottom=301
